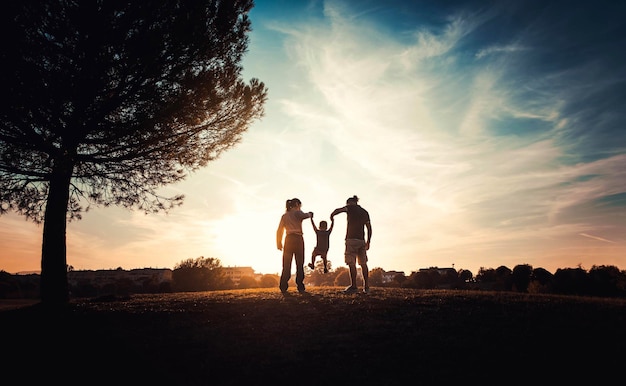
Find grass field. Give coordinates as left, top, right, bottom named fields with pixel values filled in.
left=3, top=287, right=625, bottom=385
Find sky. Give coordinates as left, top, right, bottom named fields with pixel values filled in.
left=1, top=0, right=625, bottom=277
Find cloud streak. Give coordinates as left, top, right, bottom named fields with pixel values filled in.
left=579, top=233, right=616, bottom=244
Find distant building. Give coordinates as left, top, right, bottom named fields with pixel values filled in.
left=220, top=266, right=256, bottom=286
left=381, top=270, right=405, bottom=283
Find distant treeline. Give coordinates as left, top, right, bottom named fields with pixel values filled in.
left=2, top=259, right=625, bottom=299
left=395, top=264, right=626, bottom=298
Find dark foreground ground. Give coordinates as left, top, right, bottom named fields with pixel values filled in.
left=2, top=287, right=625, bottom=385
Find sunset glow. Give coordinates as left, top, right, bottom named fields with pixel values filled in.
left=1, top=0, right=625, bottom=277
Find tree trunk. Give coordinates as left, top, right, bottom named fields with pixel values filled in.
left=40, top=163, right=72, bottom=307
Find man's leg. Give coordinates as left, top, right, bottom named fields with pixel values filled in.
left=343, top=241, right=358, bottom=293
left=358, top=242, right=369, bottom=292
left=361, top=262, right=369, bottom=291
left=348, top=261, right=358, bottom=288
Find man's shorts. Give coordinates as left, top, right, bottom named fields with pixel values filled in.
left=344, top=239, right=367, bottom=266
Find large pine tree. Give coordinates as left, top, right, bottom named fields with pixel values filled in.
left=0, top=0, right=267, bottom=307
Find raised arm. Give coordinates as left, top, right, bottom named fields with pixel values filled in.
left=328, top=217, right=335, bottom=233
left=310, top=215, right=318, bottom=231
left=330, top=206, right=347, bottom=219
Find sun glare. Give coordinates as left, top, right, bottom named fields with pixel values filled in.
left=210, top=203, right=347, bottom=277
left=212, top=211, right=280, bottom=275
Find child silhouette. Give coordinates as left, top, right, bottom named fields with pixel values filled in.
left=308, top=215, right=334, bottom=273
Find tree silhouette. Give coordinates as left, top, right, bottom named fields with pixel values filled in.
left=529, top=267, right=553, bottom=293
left=334, top=267, right=351, bottom=287
left=238, top=275, right=258, bottom=289
left=259, top=274, right=279, bottom=288
left=172, top=256, right=224, bottom=292
left=494, top=265, right=513, bottom=291
left=511, top=264, right=533, bottom=293
left=553, top=267, right=589, bottom=295
left=458, top=269, right=473, bottom=283
left=588, top=265, right=624, bottom=297
left=0, top=1, right=267, bottom=307
left=368, top=267, right=384, bottom=287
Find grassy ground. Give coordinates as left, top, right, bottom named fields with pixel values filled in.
left=3, top=287, right=625, bottom=385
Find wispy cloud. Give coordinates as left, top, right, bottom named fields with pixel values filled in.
left=579, top=233, right=616, bottom=244
left=475, top=44, right=528, bottom=59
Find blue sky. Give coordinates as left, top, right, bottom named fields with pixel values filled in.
left=1, top=0, right=625, bottom=276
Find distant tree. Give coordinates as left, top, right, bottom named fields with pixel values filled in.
left=531, top=267, right=553, bottom=285
left=306, top=266, right=339, bottom=287
left=553, top=267, right=589, bottom=296
left=443, top=268, right=458, bottom=288
left=588, top=265, right=624, bottom=297
left=306, top=260, right=335, bottom=287
left=259, top=274, right=278, bottom=288
left=310, top=259, right=332, bottom=274
left=408, top=271, right=433, bottom=289
left=0, top=1, right=267, bottom=307
left=528, top=267, right=553, bottom=294
left=511, top=264, right=533, bottom=293
left=408, top=268, right=457, bottom=289
left=476, top=267, right=496, bottom=284
left=306, top=265, right=323, bottom=287
left=334, top=268, right=351, bottom=287
left=172, top=256, right=223, bottom=292
left=238, top=275, right=258, bottom=289
left=221, top=276, right=236, bottom=290
left=618, top=269, right=626, bottom=293
left=392, top=272, right=407, bottom=287
left=368, top=268, right=384, bottom=287
left=0, top=270, right=16, bottom=298
left=449, top=269, right=472, bottom=289
left=494, top=266, right=513, bottom=291
left=458, top=269, right=473, bottom=283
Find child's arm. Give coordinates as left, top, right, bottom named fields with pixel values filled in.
left=310, top=215, right=318, bottom=231
left=328, top=218, right=335, bottom=233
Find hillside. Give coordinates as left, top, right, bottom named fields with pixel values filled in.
left=3, top=287, right=625, bottom=385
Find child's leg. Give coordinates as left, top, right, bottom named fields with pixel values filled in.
left=308, top=250, right=316, bottom=269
